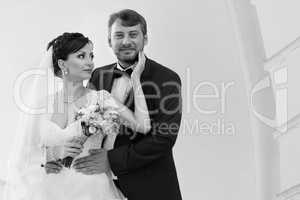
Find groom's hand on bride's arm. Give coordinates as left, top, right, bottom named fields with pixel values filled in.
left=72, top=149, right=110, bottom=175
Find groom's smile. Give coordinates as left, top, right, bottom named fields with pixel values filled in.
left=120, top=48, right=136, bottom=56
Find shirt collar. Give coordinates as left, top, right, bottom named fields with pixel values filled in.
left=116, top=62, right=135, bottom=72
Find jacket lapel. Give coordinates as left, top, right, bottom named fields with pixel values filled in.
left=99, top=64, right=116, bottom=92
left=140, top=57, right=152, bottom=81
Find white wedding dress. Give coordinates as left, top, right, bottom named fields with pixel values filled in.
left=3, top=90, right=125, bottom=200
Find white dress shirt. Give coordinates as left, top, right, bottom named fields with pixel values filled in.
left=110, top=63, right=134, bottom=104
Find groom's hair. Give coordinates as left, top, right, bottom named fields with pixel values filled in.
left=108, top=9, right=147, bottom=37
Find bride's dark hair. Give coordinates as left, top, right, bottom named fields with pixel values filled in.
left=47, top=32, right=91, bottom=77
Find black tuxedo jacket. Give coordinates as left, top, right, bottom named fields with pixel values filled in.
left=88, top=58, right=182, bottom=200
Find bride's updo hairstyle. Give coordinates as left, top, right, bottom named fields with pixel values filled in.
left=47, top=32, right=91, bottom=77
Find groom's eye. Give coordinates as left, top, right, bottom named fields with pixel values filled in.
left=114, top=33, right=124, bottom=39
left=129, top=32, right=138, bottom=38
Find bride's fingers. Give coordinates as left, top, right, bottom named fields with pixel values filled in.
left=65, top=151, right=82, bottom=158
left=137, top=51, right=145, bottom=67
left=45, top=166, right=61, bottom=173
left=65, top=152, right=80, bottom=158
left=63, top=148, right=82, bottom=158
left=138, top=51, right=142, bottom=62
left=132, top=51, right=145, bottom=77
left=65, top=142, right=83, bottom=149
left=66, top=147, right=83, bottom=153
left=45, top=161, right=62, bottom=169
left=45, top=162, right=62, bottom=174
left=138, top=51, right=145, bottom=61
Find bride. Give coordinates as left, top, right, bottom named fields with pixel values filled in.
left=3, top=32, right=151, bottom=200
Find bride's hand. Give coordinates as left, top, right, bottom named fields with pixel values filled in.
left=61, top=139, right=84, bottom=158
left=131, top=51, right=146, bottom=81
left=44, top=161, right=63, bottom=174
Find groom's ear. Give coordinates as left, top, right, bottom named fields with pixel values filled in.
left=144, top=34, right=148, bottom=46
left=108, top=37, right=112, bottom=48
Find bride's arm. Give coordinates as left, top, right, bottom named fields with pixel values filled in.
left=114, top=76, right=151, bottom=134
left=113, top=52, right=151, bottom=134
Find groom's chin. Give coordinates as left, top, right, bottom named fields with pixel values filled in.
left=120, top=55, right=138, bottom=64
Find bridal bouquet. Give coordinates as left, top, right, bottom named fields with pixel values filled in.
left=62, top=91, right=121, bottom=167
left=75, top=100, right=121, bottom=137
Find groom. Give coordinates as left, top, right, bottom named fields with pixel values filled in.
left=76, top=9, right=182, bottom=200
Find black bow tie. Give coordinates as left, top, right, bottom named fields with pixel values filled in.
left=113, top=67, right=133, bottom=79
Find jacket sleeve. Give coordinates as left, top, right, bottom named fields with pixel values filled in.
left=107, top=73, right=182, bottom=176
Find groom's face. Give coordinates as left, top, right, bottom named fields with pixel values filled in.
left=109, top=19, right=147, bottom=65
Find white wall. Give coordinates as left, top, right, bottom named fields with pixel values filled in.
left=0, top=0, right=268, bottom=199
left=254, top=0, right=300, bottom=195
left=254, top=0, right=300, bottom=58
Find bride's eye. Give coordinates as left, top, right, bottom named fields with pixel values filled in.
left=90, top=53, right=94, bottom=60
left=77, top=54, right=85, bottom=59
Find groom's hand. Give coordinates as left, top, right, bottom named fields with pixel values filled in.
left=72, top=149, right=110, bottom=175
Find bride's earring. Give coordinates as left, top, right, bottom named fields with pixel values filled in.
left=62, top=68, right=69, bottom=76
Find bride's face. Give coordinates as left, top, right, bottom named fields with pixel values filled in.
left=62, top=42, right=94, bottom=81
